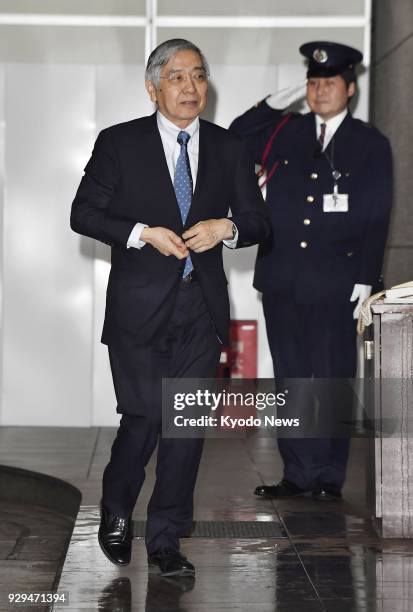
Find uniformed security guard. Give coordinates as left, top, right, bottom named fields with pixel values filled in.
left=230, top=41, right=393, bottom=501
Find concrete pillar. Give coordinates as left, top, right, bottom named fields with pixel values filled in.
left=371, top=0, right=413, bottom=286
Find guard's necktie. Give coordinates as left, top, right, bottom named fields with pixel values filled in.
left=174, top=131, right=193, bottom=277
left=318, top=122, right=326, bottom=150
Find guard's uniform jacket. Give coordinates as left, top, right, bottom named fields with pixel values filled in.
left=230, top=100, right=393, bottom=304
left=230, top=99, right=393, bottom=492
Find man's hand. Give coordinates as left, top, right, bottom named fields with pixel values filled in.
left=141, top=227, right=188, bottom=259
left=183, top=219, right=233, bottom=253
left=265, top=80, right=307, bottom=109
left=350, top=283, right=372, bottom=320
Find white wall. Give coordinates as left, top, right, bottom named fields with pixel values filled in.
left=0, top=2, right=371, bottom=425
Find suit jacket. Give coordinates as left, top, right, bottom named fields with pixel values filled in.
left=230, top=101, right=393, bottom=304
left=71, top=113, right=269, bottom=346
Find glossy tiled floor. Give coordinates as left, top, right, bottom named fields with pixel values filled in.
left=0, top=501, right=73, bottom=612
left=1, top=428, right=413, bottom=611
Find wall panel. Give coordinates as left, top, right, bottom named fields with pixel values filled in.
left=2, top=64, right=95, bottom=425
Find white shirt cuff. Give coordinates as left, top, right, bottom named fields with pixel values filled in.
left=223, top=226, right=238, bottom=249
left=127, top=223, right=148, bottom=249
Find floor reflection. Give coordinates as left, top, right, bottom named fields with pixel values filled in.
left=98, top=577, right=131, bottom=611
left=145, top=575, right=195, bottom=612
left=97, top=574, right=195, bottom=612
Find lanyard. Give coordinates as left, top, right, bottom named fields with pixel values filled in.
left=321, top=136, right=342, bottom=187
left=321, top=137, right=347, bottom=206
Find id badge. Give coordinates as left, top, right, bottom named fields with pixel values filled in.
left=323, top=186, right=349, bottom=212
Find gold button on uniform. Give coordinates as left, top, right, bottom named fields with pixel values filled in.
left=283, top=159, right=289, bottom=165
left=310, top=172, right=318, bottom=179
left=306, top=195, right=315, bottom=203
left=303, top=218, right=311, bottom=225
left=300, top=241, right=308, bottom=248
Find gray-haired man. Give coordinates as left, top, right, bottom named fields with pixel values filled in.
left=71, top=38, right=269, bottom=575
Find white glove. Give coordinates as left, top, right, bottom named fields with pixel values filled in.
left=266, top=80, right=307, bottom=110
left=350, top=283, right=372, bottom=320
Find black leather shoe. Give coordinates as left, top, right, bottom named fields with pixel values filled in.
left=148, top=548, right=195, bottom=576
left=254, top=479, right=306, bottom=499
left=98, top=504, right=133, bottom=566
left=312, top=487, right=342, bottom=501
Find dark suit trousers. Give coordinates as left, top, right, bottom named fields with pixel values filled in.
left=262, top=294, right=357, bottom=491
left=102, top=280, right=221, bottom=554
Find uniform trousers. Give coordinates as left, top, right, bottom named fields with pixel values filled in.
left=102, top=280, right=221, bottom=554
left=262, top=294, right=357, bottom=491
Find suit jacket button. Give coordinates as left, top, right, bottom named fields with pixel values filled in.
left=303, top=218, right=311, bottom=225
left=306, top=195, right=315, bottom=203
left=283, top=159, right=289, bottom=165
left=347, top=251, right=354, bottom=257
left=310, top=172, right=318, bottom=179
left=300, top=241, right=308, bottom=248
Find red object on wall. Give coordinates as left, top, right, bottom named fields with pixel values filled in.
left=216, top=321, right=258, bottom=433
left=217, top=320, right=257, bottom=379
left=230, top=320, right=258, bottom=378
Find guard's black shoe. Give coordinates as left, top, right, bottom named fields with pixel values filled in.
left=312, top=487, right=342, bottom=501
left=148, top=548, right=195, bottom=576
left=254, top=479, right=306, bottom=499
left=98, top=504, right=133, bottom=566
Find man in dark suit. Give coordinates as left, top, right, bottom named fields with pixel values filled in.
left=230, top=41, right=392, bottom=502
left=71, top=38, right=269, bottom=576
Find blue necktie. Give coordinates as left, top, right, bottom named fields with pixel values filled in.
left=174, top=131, right=193, bottom=277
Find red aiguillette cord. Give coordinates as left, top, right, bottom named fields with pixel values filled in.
left=257, top=112, right=292, bottom=189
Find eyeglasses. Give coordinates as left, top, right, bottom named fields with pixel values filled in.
left=159, top=68, right=209, bottom=86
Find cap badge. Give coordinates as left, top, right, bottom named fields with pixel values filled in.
left=313, top=48, right=328, bottom=63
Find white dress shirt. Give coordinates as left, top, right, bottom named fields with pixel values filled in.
left=315, top=109, right=348, bottom=150
left=127, top=110, right=237, bottom=249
